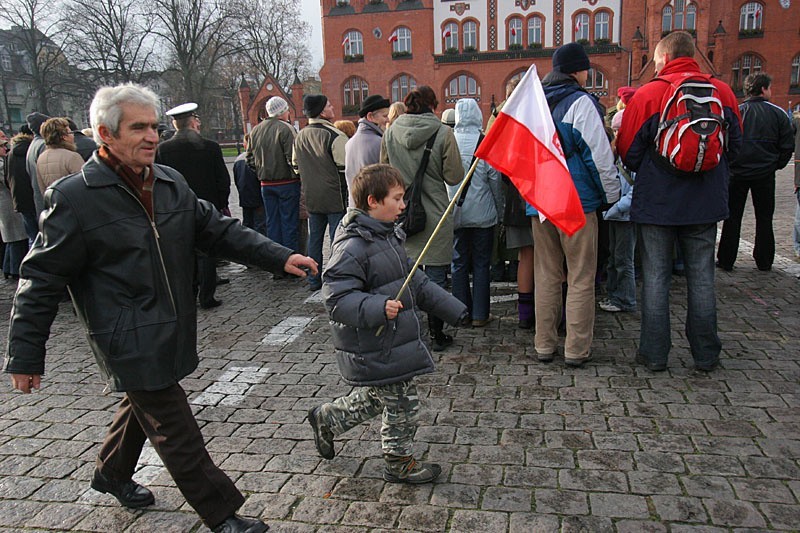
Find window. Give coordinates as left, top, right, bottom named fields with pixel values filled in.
left=586, top=67, right=607, bottom=90
left=9, top=108, right=22, bottom=123
left=731, top=54, right=762, bottom=90
left=0, top=52, right=10, bottom=71
left=507, top=71, right=525, bottom=87
left=393, top=27, right=411, bottom=54
left=594, top=12, right=609, bottom=40
left=792, top=55, right=800, bottom=87
left=662, top=6, right=673, bottom=33
left=443, top=22, right=458, bottom=51
left=509, top=17, right=523, bottom=46
left=528, top=16, right=542, bottom=46
left=343, top=30, right=363, bottom=57
left=391, top=74, right=417, bottom=103
left=343, top=76, right=369, bottom=107
left=686, top=4, right=696, bottom=31
left=448, top=74, right=478, bottom=97
left=463, top=21, right=477, bottom=49
left=739, top=2, right=763, bottom=31
left=575, top=13, right=590, bottom=41
left=674, top=0, right=685, bottom=31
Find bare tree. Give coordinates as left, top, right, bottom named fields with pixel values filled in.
left=0, top=0, right=65, bottom=114
left=152, top=0, right=242, bottom=112
left=235, top=0, right=312, bottom=89
left=60, top=0, right=159, bottom=86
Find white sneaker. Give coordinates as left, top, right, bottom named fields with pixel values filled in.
left=599, top=300, right=623, bottom=312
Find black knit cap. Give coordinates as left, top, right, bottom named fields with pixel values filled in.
left=552, top=42, right=591, bottom=74
left=303, top=94, right=328, bottom=118
left=26, top=112, right=50, bottom=135
left=359, top=95, right=391, bottom=118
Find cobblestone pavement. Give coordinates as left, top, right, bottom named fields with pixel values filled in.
left=0, top=166, right=796, bottom=532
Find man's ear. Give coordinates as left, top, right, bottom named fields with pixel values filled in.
left=96, top=124, right=114, bottom=144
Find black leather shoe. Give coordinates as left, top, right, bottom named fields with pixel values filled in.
left=200, top=298, right=222, bottom=309
left=212, top=514, right=269, bottom=533
left=90, top=469, right=154, bottom=508
left=216, top=277, right=230, bottom=285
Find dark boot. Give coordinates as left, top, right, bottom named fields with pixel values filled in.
left=429, top=316, right=453, bottom=352
left=383, top=454, right=442, bottom=484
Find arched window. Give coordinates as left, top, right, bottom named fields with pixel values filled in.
left=391, top=74, right=417, bottom=103
left=662, top=6, right=673, bottom=33
left=509, top=17, right=523, bottom=46
left=528, top=16, right=543, bottom=46
left=463, top=21, right=477, bottom=49
left=674, top=0, right=685, bottom=31
left=343, top=76, right=369, bottom=108
left=343, top=30, right=363, bottom=57
left=685, top=4, right=696, bottom=31
left=0, top=52, right=11, bottom=71
left=731, top=54, right=762, bottom=90
left=575, top=13, right=590, bottom=41
left=739, top=2, right=763, bottom=31
left=393, top=27, right=412, bottom=54
left=448, top=74, right=479, bottom=98
left=586, top=67, right=607, bottom=90
left=594, top=12, right=610, bottom=41
left=443, top=22, right=459, bottom=51
left=791, top=54, right=800, bottom=87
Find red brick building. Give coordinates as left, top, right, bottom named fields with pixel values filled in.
left=318, top=0, right=800, bottom=123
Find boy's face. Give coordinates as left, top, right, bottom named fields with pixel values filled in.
left=368, top=184, right=406, bottom=223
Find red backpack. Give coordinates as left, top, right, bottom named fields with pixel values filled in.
left=654, top=74, right=727, bottom=174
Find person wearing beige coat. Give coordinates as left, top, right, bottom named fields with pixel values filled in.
left=35, top=117, right=84, bottom=194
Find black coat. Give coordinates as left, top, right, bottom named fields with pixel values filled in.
left=730, top=97, right=795, bottom=181
left=156, top=129, right=230, bottom=210
left=73, top=133, right=97, bottom=162
left=6, top=137, right=35, bottom=215
left=4, top=155, right=293, bottom=392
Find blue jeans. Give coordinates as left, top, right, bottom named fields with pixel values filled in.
left=261, top=182, right=301, bottom=250
left=3, top=240, right=28, bottom=277
left=793, top=190, right=800, bottom=256
left=242, top=206, right=267, bottom=237
left=606, top=221, right=637, bottom=311
left=21, top=211, right=38, bottom=246
left=452, top=227, right=494, bottom=321
left=308, top=211, right=345, bottom=289
left=638, top=223, right=721, bottom=368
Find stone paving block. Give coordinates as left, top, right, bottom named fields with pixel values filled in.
left=651, top=495, right=708, bottom=522
left=430, top=483, right=481, bottom=509
left=71, top=506, right=138, bottom=532
left=312, top=457, right=362, bottom=479
left=634, top=451, right=687, bottom=473
left=481, top=486, right=532, bottom=512
left=122, top=510, right=200, bottom=532
left=509, top=512, right=559, bottom=533
left=238, top=472, right=291, bottom=493
left=577, top=450, right=634, bottom=471
left=691, top=436, right=763, bottom=457
left=449, top=509, right=508, bottom=533
left=559, top=468, right=629, bottom=493
left=24, top=502, right=92, bottom=530
left=329, top=477, right=385, bottom=502
left=637, top=433, right=695, bottom=454
left=290, top=497, right=349, bottom=524
left=616, top=519, right=669, bottom=533
left=427, top=443, right=470, bottom=462
left=29, top=479, right=88, bottom=503
left=238, top=493, right=297, bottom=520
left=396, top=504, right=450, bottom=531
left=704, top=420, right=762, bottom=437
left=499, top=428, right=543, bottom=447
left=534, top=488, right=588, bottom=515
left=685, top=454, right=745, bottom=476
left=742, top=456, right=800, bottom=479
left=760, top=502, right=800, bottom=530
left=503, top=465, right=558, bottom=488
left=519, top=414, right=565, bottom=430
left=592, top=431, right=638, bottom=451
left=544, top=431, right=594, bottom=450
left=609, top=416, right=656, bottom=433
left=450, top=464, right=503, bottom=485
left=730, top=477, right=796, bottom=503
left=560, top=515, right=614, bottom=533
left=704, top=498, right=767, bottom=528
left=757, top=438, right=800, bottom=459
left=379, top=483, right=433, bottom=505
left=468, top=445, right=525, bottom=465
left=589, top=493, right=649, bottom=518
left=667, top=525, right=728, bottom=533
left=563, top=414, right=609, bottom=432
left=0, top=476, right=45, bottom=499
left=341, top=501, right=401, bottom=528
left=415, top=425, right=456, bottom=444
left=454, top=427, right=498, bottom=445
left=627, top=471, right=682, bottom=495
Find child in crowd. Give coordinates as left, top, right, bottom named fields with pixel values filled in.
left=600, top=116, right=637, bottom=313
left=307, top=164, right=467, bottom=484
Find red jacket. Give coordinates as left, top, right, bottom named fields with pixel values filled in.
left=617, top=57, right=742, bottom=226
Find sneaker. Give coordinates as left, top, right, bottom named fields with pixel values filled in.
left=471, top=314, right=493, bottom=328
left=383, top=457, right=442, bottom=484
left=307, top=407, right=335, bottom=460
left=564, top=352, right=593, bottom=367
left=599, top=300, right=623, bottom=313
left=635, top=353, right=667, bottom=372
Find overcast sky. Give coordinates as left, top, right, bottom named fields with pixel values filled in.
left=300, top=0, right=325, bottom=74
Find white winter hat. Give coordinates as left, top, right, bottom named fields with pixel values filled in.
left=266, top=97, right=289, bottom=118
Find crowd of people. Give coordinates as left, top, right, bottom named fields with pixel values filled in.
left=0, top=29, right=798, bottom=532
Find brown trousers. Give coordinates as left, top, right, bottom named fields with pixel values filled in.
left=96, top=383, right=244, bottom=528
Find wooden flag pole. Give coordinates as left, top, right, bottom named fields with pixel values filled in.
left=376, top=157, right=482, bottom=336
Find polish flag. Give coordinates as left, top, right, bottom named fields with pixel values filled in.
left=754, top=5, right=762, bottom=20
left=475, top=65, right=585, bottom=236
left=575, top=18, right=583, bottom=35
left=443, top=28, right=451, bottom=38
left=341, top=36, right=350, bottom=47
left=511, top=27, right=517, bottom=36
left=388, top=30, right=398, bottom=42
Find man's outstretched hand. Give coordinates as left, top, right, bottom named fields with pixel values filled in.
left=284, top=254, right=319, bottom=278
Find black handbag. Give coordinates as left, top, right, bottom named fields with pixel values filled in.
left=400, top=130, right=438, bottom=236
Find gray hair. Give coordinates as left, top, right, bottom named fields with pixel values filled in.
left=90, top=84, right=160, bottom=144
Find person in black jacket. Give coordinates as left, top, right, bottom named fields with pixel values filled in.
left=717, top=73, right=795, bottom=272
left=156, top=103, right=232, bottom=308
left=5, top=125, right=38, bottom=244
left=4, top=84, right=317, bottom=533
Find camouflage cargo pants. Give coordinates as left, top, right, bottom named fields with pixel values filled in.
left=317, top=380, right=419, bottom=457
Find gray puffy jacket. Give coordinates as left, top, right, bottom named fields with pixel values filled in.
left=322, top=209, right=467, bottom=386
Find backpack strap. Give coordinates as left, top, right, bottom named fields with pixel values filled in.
left=457, top=133, right=485, bottom=207
left=305, top=122, right=337, bottom=160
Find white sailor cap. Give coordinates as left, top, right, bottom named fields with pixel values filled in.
left=165, top=102, right=199, bottom=119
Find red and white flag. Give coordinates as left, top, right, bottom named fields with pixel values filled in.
left=754, top=5, right=762, bottom=19
left=475, top=65, right=585, bottom=235
left=341, top=36, right=350, bottom=47
left=575, top=18, right=582, bottom=35
left=388, top=30, right=398, bottom=42
left=443, top=28, right=452, bottom=38
left=511, top=27, right=517, bottom=37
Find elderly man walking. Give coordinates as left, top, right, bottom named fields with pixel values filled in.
left=4, top=83, right=317, bottom=533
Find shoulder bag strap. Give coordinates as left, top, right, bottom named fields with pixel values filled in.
left=412, top=130, right=439, bottom=190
